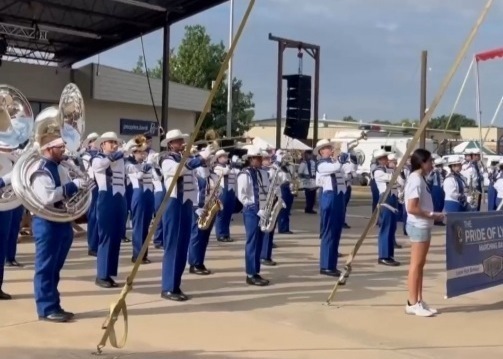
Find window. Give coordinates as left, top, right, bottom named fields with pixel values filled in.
left=29, top=101, right=58, bottom=118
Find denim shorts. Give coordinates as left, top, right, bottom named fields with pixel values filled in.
left=406, top=224, right=432, bottom=243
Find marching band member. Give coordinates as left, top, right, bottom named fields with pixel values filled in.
left=237, top=146, right=272, bottom=286
left=443, top=156, right=468, bottom=212
left=2, top=144, right=24, bottom=267
left=31, top=131, right=90, bottom=322
left=341, top=152, right=358, bottom=229
left=493, top=159, right=503, bottom=209
left=150, top=152, right=165, bottom=249
left=230, top=154, right=244, bottom=214
left=81, top=132, right=99, bottom=256
left=188, top=149, right=212, bottom=275
left=213, top=149, right=236, bottom=242
left=92, top=132, right=127, bottom=288
left=260, top=151, right=288, bottom=266
left=461, top=149, right=483, bottom=211
left=430, top=157, right=446, bottom=225
left=373, top=149, right=400, bottom=266
left=487, top=159, right=500, bottom=211
left=124, top=138, right=153, bottom=264
left=298, top=150, right=317, bottom=214
left=275, top=150, right=294, bottom=234
left=315, top=139, right=346, bottom=277
left=369, top=156, right=379, bottom=215
left=160, top=129, right=212, bottom=301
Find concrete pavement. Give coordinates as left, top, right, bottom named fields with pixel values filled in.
left=1, top=198, right=502, bottom=359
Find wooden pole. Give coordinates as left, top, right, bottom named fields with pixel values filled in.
left=419, top=50, right=428, bottom=148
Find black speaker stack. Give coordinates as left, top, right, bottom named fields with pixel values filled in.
left=282, top=74, right=312, bottom=140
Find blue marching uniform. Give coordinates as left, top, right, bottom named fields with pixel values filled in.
left=316, top=157, right=346, bottom=273
left=298, top=159, right=317, bottom=213
left=277, top=165, right=293, bottom=233
left=92, top=151, right=127, bottom=283
left=188, top=166, right=213, bottom=272
left=492, top=171, right=503, bottom=210
left=152, top=165, right=165, bottom=247
left=214, top=163, right=236, bottom=241
left=82, top=149, right=99, bottom=254
left=125, top=157, right=154, bottom=262
left=443, top=173, right=468, bottom=213
left=6, top=205, right=23, bottom=263
left=160, top=152, right=206, bottom=297
left=341, top=153, right=357, bottom=227
left=369, top=163, right=379, bottom=215
left=30, top=158, right=78, bottom=318
left=487, top=168, right=498, bottom=211
left=374, top=165, right=398, bottom=263
left=237, top=166, right=271, bottom=281
left=429, top=168, right=446, bottom=224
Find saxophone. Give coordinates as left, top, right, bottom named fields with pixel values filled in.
left=259, top=163, right=286, bottom=233
left=197, top=172, right=224, bottom=230
left=467, top=176, right=481, bottom=209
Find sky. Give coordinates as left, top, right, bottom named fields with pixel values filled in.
left=75, top=0, right=503, bottom=124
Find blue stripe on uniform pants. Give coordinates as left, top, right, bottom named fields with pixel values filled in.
left=319, top=190, right=344, bottom=270
left=214, top=186, right=236, bottom=238
left=96, top=192, right=127, bottom=280
left=188, top=210, right=214, bottom=266
left=261, top=219, right=277, bottom=261
left=378, top=194, right=397, bottom=260
left=304, top=189, right=316, bottom=211
left=153, top=188, right=166, bottom=246
left=243, top=204, right=264, bottom=276
left=86, top=186, right=99, bottom=253
left=32, top=217, right=73, bottom=317
left=131, top=189, right=154, bottom=260
left=0, top=210, right=13, bottom=290
left=122, top=183, right=133, bottom=239
left=162, top=198, right=193, bottom=292
left=278, top=183, right=293, bottom=233
left=7, top=206, right=24, bottom=262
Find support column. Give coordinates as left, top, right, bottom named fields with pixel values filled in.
left=313, top=48, right=320, bottom=146
left=160, top=15, right=171, bottom=147
left=275, top=43, right=284, bottom=149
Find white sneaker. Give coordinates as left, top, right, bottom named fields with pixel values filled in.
left=405, top=302, right=434, bottom=317
left=420, top=300, right=438, bottom=314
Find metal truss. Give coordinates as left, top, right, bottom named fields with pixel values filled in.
left=0, top=22, right=48, bottom=41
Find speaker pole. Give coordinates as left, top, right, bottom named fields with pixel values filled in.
left=269, top=33, right=321, bottom=148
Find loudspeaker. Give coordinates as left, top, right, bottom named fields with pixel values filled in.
left=282, top=74, right=312, bottom=140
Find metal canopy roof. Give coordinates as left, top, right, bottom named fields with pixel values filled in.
left=0, top=0, right=228, bottom=67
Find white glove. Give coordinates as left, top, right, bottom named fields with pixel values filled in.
left=200, top=146, right=212, bottom=160
left=195, top=208, right=205, bottom=217
left=275, top=154, right=283, bottom=163
left=222, top=166, right=230, bottom=175
left=72, top=179, right=83, bottom=189
left=257, top=209, right=266, bottom=219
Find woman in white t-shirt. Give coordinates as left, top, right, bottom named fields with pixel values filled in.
left=404, top=149, right=444, bottom=317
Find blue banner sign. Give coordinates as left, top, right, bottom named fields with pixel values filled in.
left=119, top=118, right=158, bottom=136
left=446, top=211, right=503, bottom=298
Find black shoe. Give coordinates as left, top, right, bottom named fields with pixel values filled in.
left=343, top=223, right=351, bottom=229
left=305, top=210, right=317, bottom=214
left=189, top=265, right=212, bottom=275
left=131, top=257, right=152, bottom=264
left=378, top=258, right=400, bottom=266
left=0, top=289, right=12, bottom=300
left=319, top=269, right=342, bottom=277
left=5, top=260, right=22, bottom=267
left=217, top=237, right=233, bottom=243
left=434, top=222, right=445, bottom=226
left=261, top=259, right=277, bottom=266
left=39, top=312, right=71, bottom=323
left=88, top=250, right=97, bottom=257
left=58, top=309, right=75, bottom=319
left=272, top=243, right=278, bottom=249
left=95, top=277, right=119, bottom=288
left=122, top=237, right=131, bottom=243
left=394, top=242, right=403, bottom=249
left=246, top=274, right=270, bottom=286
left=161, top=289, right=189, bottom=301
left=154, top=244, right=163, bottom=249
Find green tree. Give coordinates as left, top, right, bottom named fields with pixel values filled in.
left=428, top=113, right=476, bottom=131
left=132, top=25, right=255, bottom=138
left=342, top=115, right=357, bottom=122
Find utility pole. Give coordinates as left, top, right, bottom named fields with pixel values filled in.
left=226, top=0, right=234, bottom=138
left=419, top=50, right=428, bottom=148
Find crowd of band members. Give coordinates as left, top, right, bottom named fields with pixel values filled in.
left=0, top=124, right=496, bottom=322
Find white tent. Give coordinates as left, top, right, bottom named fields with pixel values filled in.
left=452, top=140, right=495, bottom=155
left=252, top=136, right=311, bottom=150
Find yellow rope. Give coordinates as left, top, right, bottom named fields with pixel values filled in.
left=325, top=0, right=495, bottom=305
left=94, top=0, right=256, bottom=353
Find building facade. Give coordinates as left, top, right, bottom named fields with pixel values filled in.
left=0, top=61, right=209, bottom=149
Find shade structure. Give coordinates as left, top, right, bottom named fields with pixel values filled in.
left=452, top=140, right=495, bottom=155
left=475, top=48, right=503, bottom=62
left=252, top=136, right=311, bottom=150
